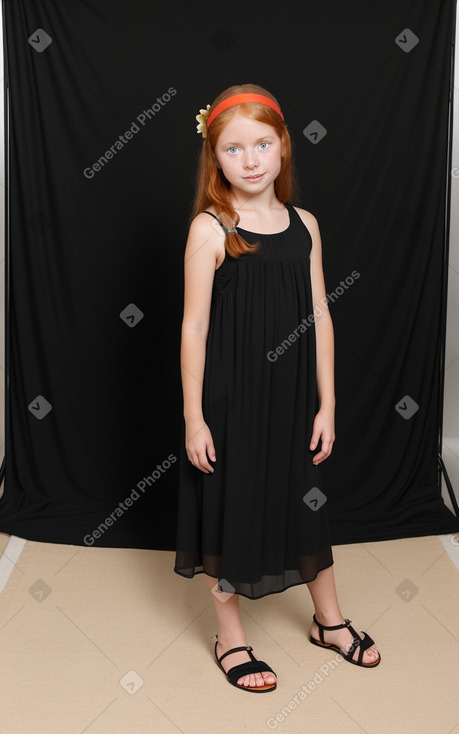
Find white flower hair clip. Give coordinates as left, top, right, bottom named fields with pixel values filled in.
left=196, top=104, right=210, bottom=138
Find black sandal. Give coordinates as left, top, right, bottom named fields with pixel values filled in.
left=212, top=634, right=277, bottom=692
left=309, top=614, right=381, bottom=668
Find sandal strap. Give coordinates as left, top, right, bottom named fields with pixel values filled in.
left=217, top=644, right=254, bottom=665
left=313, top=613, right=352, bottom=643
left=226, top=660, right=276, bottom=686
left=311, top=617, right=377, bottom=665
left=313, top=613, right=352, bottom=631
left=342, top=623, right=375, bottom=664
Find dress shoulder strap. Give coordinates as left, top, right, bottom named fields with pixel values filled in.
left=201, top=211, right=237, bottom=235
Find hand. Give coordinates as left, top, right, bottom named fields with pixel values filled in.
left=309, top=407, right=335, bottom=465
left=185, top=418, right=216, bottom=474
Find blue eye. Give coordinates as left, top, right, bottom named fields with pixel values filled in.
left=258, top=141, right=269, bottom=149
left=228, top=146, right=238, bottom=153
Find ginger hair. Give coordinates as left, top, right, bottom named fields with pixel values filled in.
left=189, top=83, right=300, bottom=258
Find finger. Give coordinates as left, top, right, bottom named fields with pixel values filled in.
left=312, top=442, right=334, bottom=464
left=203, top=443, right=217, bottom=472
left=319, top=438, right=332, bottom=456
left=188, top=450, right=206, bottom=472
left=312, top=450, right=326, bottom=465
left=309, top=430, right=321, bottom=451
left=312, top=445, right=329, bottom=464
left=197, top=449, right=215, bottom=473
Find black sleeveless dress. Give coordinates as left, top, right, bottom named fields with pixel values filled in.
left=174, top=203, right=334, bottom=599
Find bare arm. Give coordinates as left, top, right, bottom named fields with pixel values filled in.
left=307, top=213, right=335, bottom=411
left=181, top=213, right=225, bottom=472
left=296, top=208, right=335, bottom=464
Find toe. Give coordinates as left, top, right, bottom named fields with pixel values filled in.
left=237, top=672, right=275, bottom=688
left=368, top=644, right=380, bottom=661
left=361, top=644, right=380, bottom=665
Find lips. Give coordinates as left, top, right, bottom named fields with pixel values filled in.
left=244, top=173, right=264, bottom=180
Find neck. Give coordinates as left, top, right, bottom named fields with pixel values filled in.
left=230, top=184, right=280, bottom=215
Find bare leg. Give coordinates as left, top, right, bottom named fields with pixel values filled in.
left=306, top=565, right=380, bottom=664
left=205, top=574, right=276, bottom=688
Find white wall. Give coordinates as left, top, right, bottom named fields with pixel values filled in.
left=0, top=2, right=4, bottom=464
left=442, top=5, right=459, bottom=511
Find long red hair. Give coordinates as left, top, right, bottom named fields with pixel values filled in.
left=189, top=83, right=300, bottom=258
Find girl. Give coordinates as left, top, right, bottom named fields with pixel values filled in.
left=174, top=83, right=380, bottom=693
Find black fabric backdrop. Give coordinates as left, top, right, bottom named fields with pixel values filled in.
left=1, top=0, right=458, bottom=548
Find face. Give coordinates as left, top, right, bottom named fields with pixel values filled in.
left=214, top=112, right=284, bottom=199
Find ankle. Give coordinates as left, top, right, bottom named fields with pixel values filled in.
left=313, top=611, right=346, bottom=627
left=215, top=630, right=248, bottom=648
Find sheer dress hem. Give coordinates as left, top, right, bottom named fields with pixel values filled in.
left=173, top=554, right=334, bottom=601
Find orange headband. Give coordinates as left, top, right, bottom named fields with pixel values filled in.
left=206, top=93, right=284, bottom=129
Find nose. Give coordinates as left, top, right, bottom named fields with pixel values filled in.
left=243, top=149, right=259, bottom=170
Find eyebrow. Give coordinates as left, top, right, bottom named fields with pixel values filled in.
left=221, top=135, right=275, bottom=146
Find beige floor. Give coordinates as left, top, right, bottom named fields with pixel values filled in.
left=0, top=531, right=458, bottom=734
